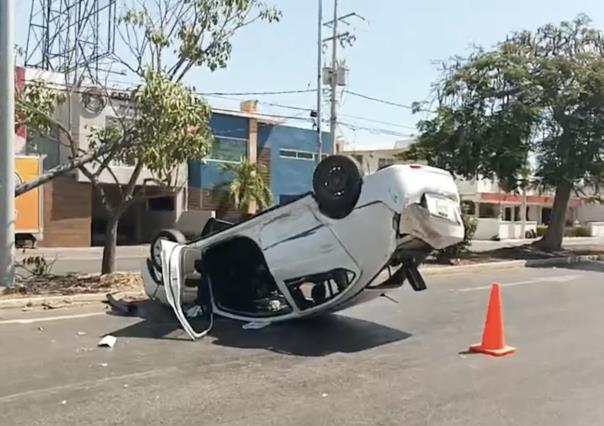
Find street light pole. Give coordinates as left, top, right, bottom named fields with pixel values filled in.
left=316, top=0, right=323, bottom=164
left=0, top=0, right=16, bottom=287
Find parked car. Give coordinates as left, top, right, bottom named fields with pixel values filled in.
left=142, top=155, right=464, bottom=339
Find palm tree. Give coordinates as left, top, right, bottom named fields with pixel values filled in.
left=215, top=158, right=272, bottom=214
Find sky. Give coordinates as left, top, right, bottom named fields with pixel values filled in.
left=13, top=0, right=604, bottom=150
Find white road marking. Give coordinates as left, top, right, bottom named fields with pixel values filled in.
left=457, top=274, right=582, bottom=292
left=0, top=311, right=106, bottom=325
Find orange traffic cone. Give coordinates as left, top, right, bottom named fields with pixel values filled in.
left=469, top=283, right=516, bottom=357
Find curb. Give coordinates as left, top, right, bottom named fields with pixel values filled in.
left=0, top=291, right=145, bottom=310
left=422, top=254, right=604, bottom=276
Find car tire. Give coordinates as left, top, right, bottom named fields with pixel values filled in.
left=313, top=155, right=362, bottom=219
left=150, top=229, right=186, bottom=270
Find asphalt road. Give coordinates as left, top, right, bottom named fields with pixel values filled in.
left=16, top=236, right=604, bottom=274
left=1, top=262, right=604, bottom=425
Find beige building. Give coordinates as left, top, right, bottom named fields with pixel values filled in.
left=342, top=139, right=415, bottom=174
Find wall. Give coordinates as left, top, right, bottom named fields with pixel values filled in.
left=188, top=113, right=249, bottom=191
left=474, top=218, right=500, bottom=240
left=498, top=222, right=538, bottom=239
left=341, top=148, right=405, bottom=174
left=188, top=115, right=330, bottom=207
left=474, top=218, right=538, bottom=240
left=39, top=176, right=92, bottom=247
left=587, top=222, right=604, bottom=237
left=577, top=204, right=604, bottom=223
left=457, top=177, right=503, bottom=196
left=258, top=124, right=331, bottom=203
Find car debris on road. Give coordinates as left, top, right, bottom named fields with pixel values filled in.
left=98, top=335, right=117, bottom=348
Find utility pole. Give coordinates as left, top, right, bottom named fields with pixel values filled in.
left=322, top=4, right=365, bottom=155
left=316, top=0, right=323, bottom=164
left=329, top=0, right=339, bottom=154
left=0, top=0, right=15, bottom=287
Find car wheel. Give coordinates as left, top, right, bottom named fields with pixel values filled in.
left=150, top=229, right=186, bottom=270
left=312, top=155, right=362, bottom=219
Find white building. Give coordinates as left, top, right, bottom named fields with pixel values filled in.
left=343, top=143, right=604, bottom=239
left=342, top=139, right=414, bottom=174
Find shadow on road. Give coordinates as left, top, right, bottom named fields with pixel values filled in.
left=107, top=301, right=412, bottom=357
left=209, top=315, right=412, bottom=357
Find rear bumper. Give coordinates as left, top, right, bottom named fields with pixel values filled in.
left=399, top=203, right=464, bottom=250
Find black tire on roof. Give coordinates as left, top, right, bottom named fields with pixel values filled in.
left=312, top=155, right=363, bottom=219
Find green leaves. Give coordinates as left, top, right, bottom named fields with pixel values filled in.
left=217, top=159, right=272, bottom=212
left=118, top=0, right=280, bottom=78
left=408, top=15, right=604, bottom=193
left=130, top=69, right=213, bottom=183
left=15, top=80, right=65, bottom=134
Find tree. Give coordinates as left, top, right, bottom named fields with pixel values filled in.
left=15, top=81, right=137, bottom=196
left=400, top=15, right=604, bottom=250
left=214, top=159, right=272, bottom=214
left=15, top=0, right=280, bottom=274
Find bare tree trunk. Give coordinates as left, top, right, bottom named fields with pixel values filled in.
left=101, top=214, right=120, bottom=275
left=535, top=181, right=572, bottom=251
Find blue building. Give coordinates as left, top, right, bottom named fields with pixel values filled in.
left=188, top=101, right=331, bottom=215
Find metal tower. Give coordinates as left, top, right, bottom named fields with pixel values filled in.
left=25, top=0, right=117, bottom=83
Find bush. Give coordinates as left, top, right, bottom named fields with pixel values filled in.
left=564, top=226, right=591, bottom=237
left=537, top=224, right=591, bottom=238
left=536, top=225, right=548, bottom=237
left=575, top=226, right=592, bottom=237
left=436, top=214, right=477, bottom=263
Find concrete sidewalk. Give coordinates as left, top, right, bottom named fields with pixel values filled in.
left=469, top=236, right=604, bottom=252
left=17, top=245, right=149, bottom=260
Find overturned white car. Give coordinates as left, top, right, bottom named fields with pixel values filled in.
left=143, top=155, right=464, bottom=339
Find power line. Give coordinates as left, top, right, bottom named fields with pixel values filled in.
left=206, top=94, right=313, bottom=113
left=31, top=80, right=418, bottom=137
left=37, top=80, right=317, bottom=98
left=338, top=121, right=414, bottom=138
left=340, top=113, right=416, bottom=130
left=205, top=94, right=417, bottom=130
left=198, top=88, right=316, bottom=96
left=344, top=89, right=414, bottom=110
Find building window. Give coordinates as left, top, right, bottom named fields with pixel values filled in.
left=208, top=136, right=247, bottom=164
left=297, top=151, right=314, bottom=160
left=279, top=149, right=321, bottom=161
left=541, top=207, right=552, bottom=225
left=478, top=203, right=498, bottom=218
left=148, top=196, right=175, bottom=211
left=503, top=207, right=513, bottom=222
left=512, top=206, right=529, bottom=222
left=280, top=149, right=297, bottom=159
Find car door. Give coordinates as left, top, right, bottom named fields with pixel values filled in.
left=258, top=202, right=360, bottom=310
